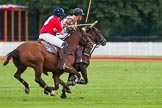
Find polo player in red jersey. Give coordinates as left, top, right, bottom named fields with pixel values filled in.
left=39, top=7, right=69, bottom=69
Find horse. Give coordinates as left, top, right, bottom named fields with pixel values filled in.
left=76, top=27, right=107, bottom=83
left=3, top=28, right=91, bottom=96
left=60, top=27, right=107, bottom=98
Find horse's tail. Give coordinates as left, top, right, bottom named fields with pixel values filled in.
left=3, top=49, right=18, bottom=66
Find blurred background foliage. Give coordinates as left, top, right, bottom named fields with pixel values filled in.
left=1, top=0, right=162, bottom=41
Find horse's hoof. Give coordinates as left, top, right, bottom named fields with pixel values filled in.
left=77, top=79, right=86, bottom=84
left=60, top=94, right=67, bottom=99
left=66, top=89, right=71, bottom=93
left=71, top=81, right=76, bottom=86
left=50, top=90, right=56, bottom=96
left=67, top=81, right=76, bottom=86
left=44, top=89, right=49, bottom=95
left=25, top=88, right=30, bottom=94
left=64, top=88, right=71, bottom=93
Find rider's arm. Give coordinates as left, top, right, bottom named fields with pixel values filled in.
left=68, top=25, right=77, bottom=31
left=64, top=17, right=77, bottom=31
left=55, top=20, right=64, bottom=35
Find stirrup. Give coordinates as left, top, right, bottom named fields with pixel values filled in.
left=57, top=59, right=65, bottom=69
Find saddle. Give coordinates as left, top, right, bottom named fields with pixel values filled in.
left=38, top=39, right=73, bottom=70
left=38, top=39, right=58, bottom=55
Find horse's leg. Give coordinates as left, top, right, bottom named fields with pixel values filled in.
left=59, top=67, right=81, bottom=99
left=51, top=70, right=71, bottom=97
left=59, top=79, right=71, bottom=93
left=34, top=64, right=53, bottom=95
left=60, top=63, right=88, bottom=99
left=60, top=87, right=67, bottom=99
left=52, top=70, right=71, bottom=99
left=68, top=73, right=74, bottom=81
left=67, top=63, right=86, bottom=85
left=52, top=70, right=64, bottom=90
left=65, top=66, right=81, bottom=81
left=59, top=78, right=72, bottom=99
left=77, top=63, right=88, bottom=84
left=66, top=73, right=77, bottom=86
left=14, top=67, right=30, bottom=94
left=50, top=71, right=61, bottom=96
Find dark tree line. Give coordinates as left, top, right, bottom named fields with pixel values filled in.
left=1, top=0, right=162, bottom=41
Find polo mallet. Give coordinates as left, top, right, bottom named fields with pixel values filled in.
left=85, top=0, right=92, bottom=23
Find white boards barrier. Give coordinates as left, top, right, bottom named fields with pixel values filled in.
left=0, top=42, right=162, bottom=56
left=0, top=42, right=24, bottom=56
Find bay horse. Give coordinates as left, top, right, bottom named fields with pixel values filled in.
left=3, top=28, right=91, bottom=96
left=60, top=27, right=107, bottom=98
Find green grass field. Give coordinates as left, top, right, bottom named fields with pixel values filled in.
left=0, top=60, right=162, bottom=108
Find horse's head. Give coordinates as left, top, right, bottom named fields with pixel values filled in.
left=86, top=27, right=107, bottom=46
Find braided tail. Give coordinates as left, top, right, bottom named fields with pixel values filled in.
left=3, top=49, right=18, bottom=66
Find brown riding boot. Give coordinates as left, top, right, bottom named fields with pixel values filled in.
left=74, top=45, right=83, bottom=64
left=57, top=42, right=72, bottom=70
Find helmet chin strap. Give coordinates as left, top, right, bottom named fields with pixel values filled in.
left=79, top=16, right=82, bottom=21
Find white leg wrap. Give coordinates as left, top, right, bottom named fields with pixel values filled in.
left=39, top=33, right=64, bottom=48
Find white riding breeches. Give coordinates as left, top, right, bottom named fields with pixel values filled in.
left=39, top=33, right=64, bottom=48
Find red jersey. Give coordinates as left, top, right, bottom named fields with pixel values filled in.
left=40, top=15, right=63, bottom=35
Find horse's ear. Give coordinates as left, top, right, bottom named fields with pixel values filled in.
left=81, top=28, right=92, bottom=38
left=79, top=27, right=86, bottom=33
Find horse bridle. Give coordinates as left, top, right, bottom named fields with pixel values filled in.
left=87, top=27, right=105, bottom=55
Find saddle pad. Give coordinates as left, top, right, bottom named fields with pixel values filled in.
left=40, top=41, right=58, bottom=55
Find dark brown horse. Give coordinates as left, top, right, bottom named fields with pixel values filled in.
left=3, top=29, right=90, bottom=96
left=76, top=27, right=107, bottom=83
left=60, top=27, right=107, bottom=98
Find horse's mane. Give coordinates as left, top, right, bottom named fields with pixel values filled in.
left=64, top=28, right=83, bottom=41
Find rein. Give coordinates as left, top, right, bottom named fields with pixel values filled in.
left=90, top=44, right=98, bottom=55
left=87, top=27, right=102, bottom=55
